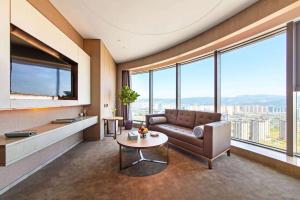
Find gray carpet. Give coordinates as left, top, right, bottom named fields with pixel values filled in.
left=1, top=138, right=300, bottom=200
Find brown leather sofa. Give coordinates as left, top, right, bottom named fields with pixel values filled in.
left=146, top=109, right=231, bottom=169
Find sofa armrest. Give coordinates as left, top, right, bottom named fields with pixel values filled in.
left=145, top=113, right=166, bottom=128
left=203, top=121, right=231, bottom=159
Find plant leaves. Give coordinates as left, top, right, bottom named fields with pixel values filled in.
left=119, top=85, right=140, bottom=105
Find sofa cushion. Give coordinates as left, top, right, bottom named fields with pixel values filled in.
left=193, top=125, right=204, bottom=138
left=149, top=116, right=167, bottom=125
left=165, top=109, right=178, bottom=124
left=149, top=124, right=203, bottom=148
left=175, top=110, right=195, bottom=128
left=194, top=111, right=221, bottom=127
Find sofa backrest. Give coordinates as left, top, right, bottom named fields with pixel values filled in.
left=164, top=109, right=221, bottom=128
left=175, top=110, right=195, bottom=128
left=165, top=109, right=178, bottom=124
left=194, top=111, right=221, bottom=127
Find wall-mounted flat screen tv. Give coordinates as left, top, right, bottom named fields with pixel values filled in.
left=10, top=25, right=78, bottom=100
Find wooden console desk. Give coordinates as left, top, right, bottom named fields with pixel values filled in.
left=0, top=116, right=98, bottom=166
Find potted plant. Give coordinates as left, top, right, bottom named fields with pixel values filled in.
left=119, top=85, right=140, bottom=130
left=112, top=108, right=117, bottom=117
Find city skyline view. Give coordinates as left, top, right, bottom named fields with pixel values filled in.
left=131, top=95, right=288, bottom=150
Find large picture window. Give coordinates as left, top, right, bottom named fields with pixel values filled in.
left=221, top=32, right=286, bottom=150
left=131, top=72, right=149, bottom=122
left=128, top=29, right=294, bottom=154
left=153, top=67, right=176, bottom=113
left=181, top=56, right=214, bottom=111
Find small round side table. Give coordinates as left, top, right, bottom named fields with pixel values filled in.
left=103, top=116, right=123, bottom=139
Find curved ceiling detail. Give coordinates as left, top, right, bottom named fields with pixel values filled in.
left=50, top=0, right=257, bottom=63
left=81, top=0, right=223, bottom=36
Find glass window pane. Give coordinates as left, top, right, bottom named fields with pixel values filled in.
left=153, top=67, right=176, bottom=113
left=11, top=62, right=58, bottom=97
left=181, top=57, right=214, bottom=111
left=221, top=32, right=286, bottom=150
left=131, top=72, right=149, bottom=121
left=59, top=69, right=72, bottom=98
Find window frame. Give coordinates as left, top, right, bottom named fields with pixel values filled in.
left=219, top=28, right=287, bottom=152
left=129, top=25, right=300, bottom=157
left=152, top=65, right=177, bottom=114
left=130, top=71, right=150, bottom=123
left=180, top=54, right=215, bottom=112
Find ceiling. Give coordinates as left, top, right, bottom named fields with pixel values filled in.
left=50, top=0, right=257, bottom=63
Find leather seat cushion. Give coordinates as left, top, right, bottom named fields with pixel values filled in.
left=149, top=124, right=203, bottom=147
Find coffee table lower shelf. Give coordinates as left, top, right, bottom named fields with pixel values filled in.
left=119, top=144, right=169, bottom=170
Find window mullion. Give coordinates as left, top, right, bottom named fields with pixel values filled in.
left=149, top=70, right=153, bottom=114
left=286, top=22, right=296, bottom=156
left=176, top=63, right=181, bottom=110
left=214, top=51, right=221, bottom=113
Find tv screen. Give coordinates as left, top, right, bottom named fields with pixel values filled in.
left=10, top=28, right=77, bottom=99
left=11, top=61, right=72, bottom=97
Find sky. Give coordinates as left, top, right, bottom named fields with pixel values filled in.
left=11, top=63, right=71, bottom=97
left=132, top=32, right=286, bottom=99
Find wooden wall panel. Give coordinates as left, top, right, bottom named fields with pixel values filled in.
left=100, top=42, right=117, bottom=138
left=83, top=40, right=101, bottom=141
left=83, top=40, right=117, bottom=140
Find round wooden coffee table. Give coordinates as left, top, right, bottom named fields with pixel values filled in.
left=116, top=131, right=169, bottom=170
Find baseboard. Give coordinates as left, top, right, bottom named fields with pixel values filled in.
left=0, top=139, right=82, bottom=195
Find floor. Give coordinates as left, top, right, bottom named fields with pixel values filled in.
left=1, top=138, right=300, bottom=200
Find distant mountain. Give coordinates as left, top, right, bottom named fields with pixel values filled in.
left=137, top=95, right=285, bottom=106
left=220, top=95, right=285, bottom=105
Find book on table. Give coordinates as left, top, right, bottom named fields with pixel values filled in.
left=5, top=130, right=37, bottom=138
left=51, top=118, right=79, bottom=124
